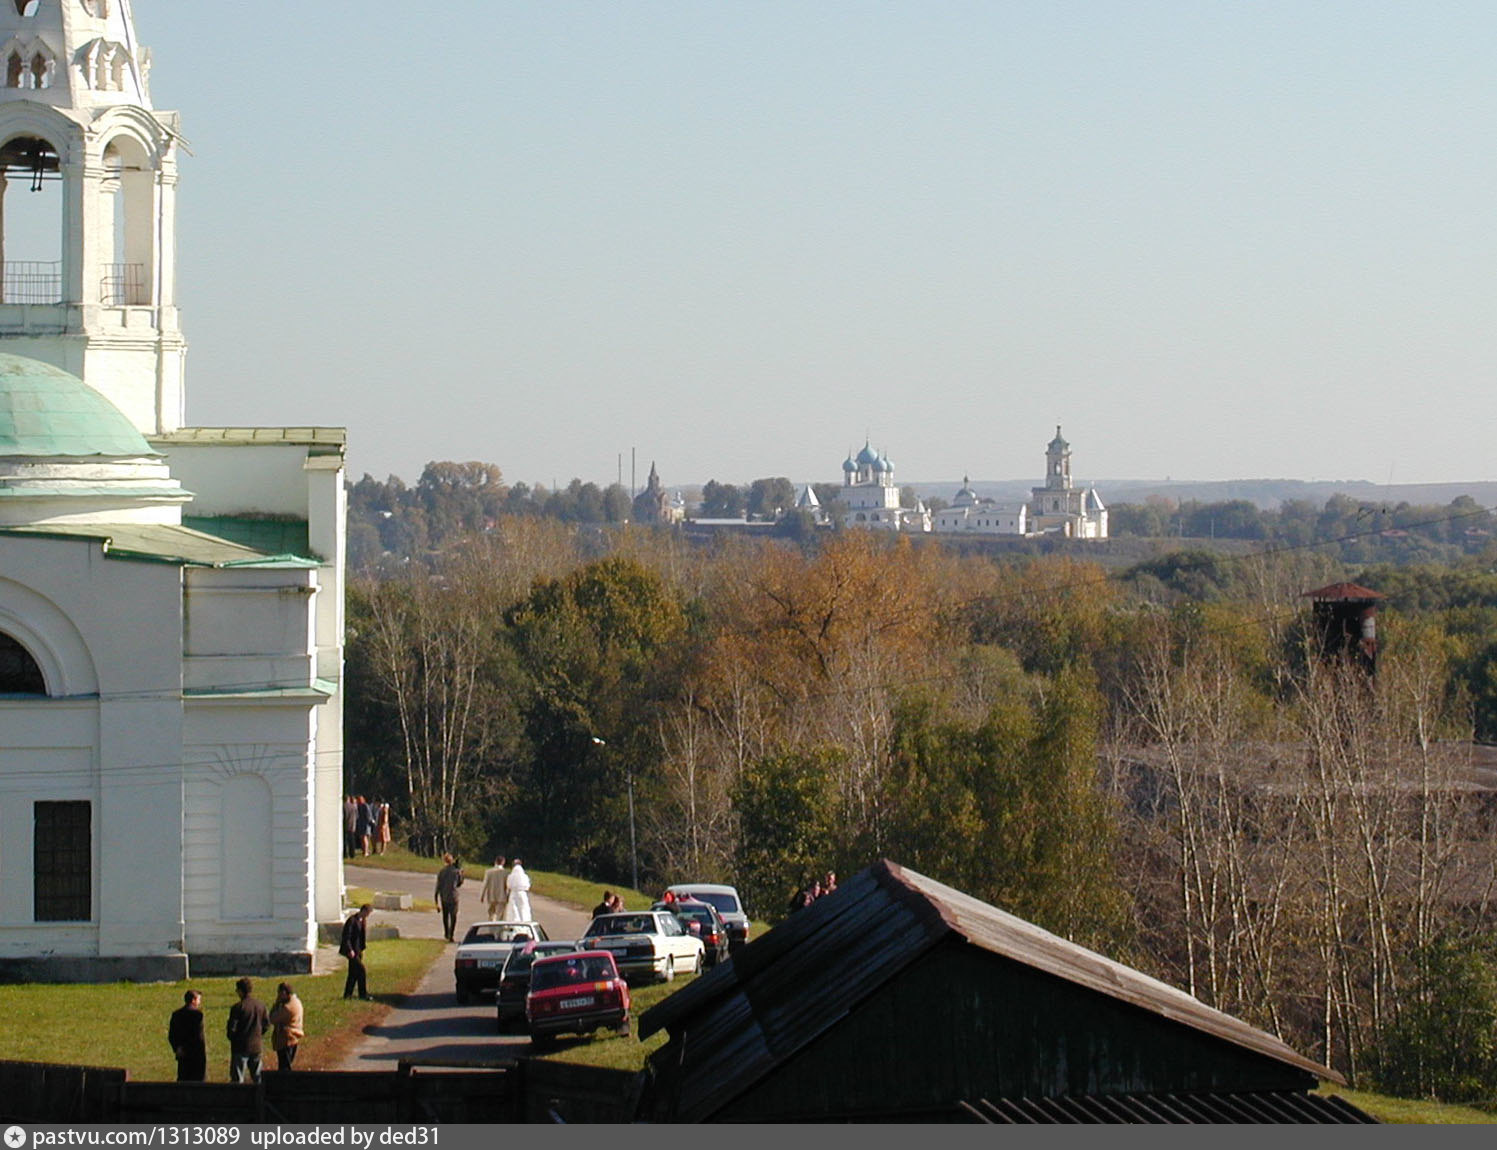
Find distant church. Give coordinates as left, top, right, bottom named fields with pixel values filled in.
left=0, top=2, right=345, bottom=980
left=838, top=442, right=929, bottom=532
left=1026, top=426, right=1107, bottom=539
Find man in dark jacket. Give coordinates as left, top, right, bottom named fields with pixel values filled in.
left=226, top=977, right=270, bottom=1083
left=168, top=989, right=207, bottom=1082
left=435, top=853, right=464, bottom=941
left=341, top=903, right=373, bottom=1000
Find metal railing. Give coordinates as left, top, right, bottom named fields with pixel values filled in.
left=100, top=262, right=146, bottom=305
left=1, top=259, right=60, bottom=304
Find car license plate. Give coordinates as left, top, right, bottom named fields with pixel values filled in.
left=478, top=959, right=502, bottom=968
left=559, top=996, right=595, bottom=1009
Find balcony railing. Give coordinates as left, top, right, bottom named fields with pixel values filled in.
left=1, top=260, right=60, bottom=304
left=100, top=262, right=146, bottom=306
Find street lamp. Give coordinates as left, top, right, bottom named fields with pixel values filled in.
left=591, top=736, right=637, bottom=893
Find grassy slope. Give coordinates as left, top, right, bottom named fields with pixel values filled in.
left=1319, top=1086, right=1497, bottom=1125
left=0, top=938, right=444, bottom=1081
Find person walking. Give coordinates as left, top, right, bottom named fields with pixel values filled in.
left=268, top=982, right=305, bottom=1071
left=504, top=857, right=532, bottom=923
left=340, top=903, right=373, bottom=1000
left=435, top=853, right=464, bottom=941
left=226, top=977, right=269, bottom=1084
left=479, top=856, right=507, bottom=920
left=167, top=989, right=207, bottom=1082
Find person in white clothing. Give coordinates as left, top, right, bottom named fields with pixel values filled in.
left=504, top=859, right=532, bottom=923
left=479, top=856, right=507, bottom=920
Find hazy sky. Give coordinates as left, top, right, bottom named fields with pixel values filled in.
left=142, top=2, right=1497, bottom=490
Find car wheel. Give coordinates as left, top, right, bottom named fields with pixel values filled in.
left=616, top=1018, right=631, bottom=1038
left=662, top=955, right=675, bottom=983
left=692, top=951, right=702, bottom=975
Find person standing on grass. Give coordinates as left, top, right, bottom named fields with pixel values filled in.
left=226, top=977, right=269, bottom=1084
left=341, top=903, right=373, bottom=1000
left=375, top=801, right=392, bottom=854
left=479, top=856, right=507, bottom=920
left=168, top=989, right=206, bottom=1082
left=435, top=853, right=464, bottom=941
left=504, top=857, right=532, bottom=923
left=269, top=982, right=305, bottom=1071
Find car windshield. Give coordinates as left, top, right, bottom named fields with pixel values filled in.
left=531, top=955, right=617, bottom=991
left=679, top=891, right=740, bottom=916
left=462, top=923, right=535, bottom=944
left=587, top=914, right=656, bottom=936
left=677, top=905, right=715, bottom=927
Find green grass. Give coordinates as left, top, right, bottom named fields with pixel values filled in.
left=1318, top=1085, right=1497, bottom=1124
left=531, top=973, right=697, bottom=1071
left=0, top=938, right=445, bottom=1081
left=344, top=884, right=436, bottom=913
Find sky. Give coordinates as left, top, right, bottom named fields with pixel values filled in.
left=137, top=2, right=1497, bottom=491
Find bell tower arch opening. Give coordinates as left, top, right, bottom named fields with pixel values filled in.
left=101, top=135, right=152, bottom=305
left=0, top=133, right=62, bottom=304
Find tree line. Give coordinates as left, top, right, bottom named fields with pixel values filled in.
left=344, top=461, right=1497, bottom=1099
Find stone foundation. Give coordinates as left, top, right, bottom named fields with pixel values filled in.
left=0, top=954, right=190, bottom=984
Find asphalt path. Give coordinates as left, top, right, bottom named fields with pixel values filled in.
left=337, top=863, right=596, bottom=1070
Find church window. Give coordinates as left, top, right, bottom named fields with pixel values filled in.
left=0, top=631, right=45, bottom=693
left=34, top=800, right=92, bottom=922
left=13, top=1, right=37, bottom=17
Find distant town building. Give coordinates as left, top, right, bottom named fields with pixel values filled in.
left=838, top=442, right=929, bottom=533
left=632, top=461, right=684, bottom=525
left=1027, top=426, right=1107, bottom=539
left=794, top=483, right=827, bottom=526
left=933, top=477, right=1029, bottom=536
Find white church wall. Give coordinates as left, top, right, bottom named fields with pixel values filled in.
left=181, top=701, right=320, bottom=961
left=163, top=444, right=316, bottom=519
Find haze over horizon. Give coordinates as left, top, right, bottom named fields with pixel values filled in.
left=140, top=3, right=1497, bottom=491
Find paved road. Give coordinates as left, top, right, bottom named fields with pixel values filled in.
left=337, top=864, right=596, bottom=1069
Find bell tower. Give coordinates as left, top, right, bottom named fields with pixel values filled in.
left=1044, top=425, right=1071, bottom=491
left=0, top=0, right=183, bottom=435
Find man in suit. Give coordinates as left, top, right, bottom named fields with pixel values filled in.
left=226, top=978, right=270, bottom=1084
left=341, top=903, right=373, bottom=1000
left=479, top=856, right=507, bottom=920
left=435, top=854, right=464, bottom=941
left=168, top=989, right=207, bottom=1082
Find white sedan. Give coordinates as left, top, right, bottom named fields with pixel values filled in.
left=453, top=920, right=550, bottom=1003
left=582, top=910, right=704, bottom=983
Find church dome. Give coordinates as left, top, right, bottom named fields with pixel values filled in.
left=856, top=442, right=880, bottom=467
left=0, top=354, right=157, bottom=458
left=843, top=456, right=857, bottom=473
left=1048, top=425, right=1069, bottom=452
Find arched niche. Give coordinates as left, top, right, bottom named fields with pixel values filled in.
left=219, top=773, right=274, bottom=920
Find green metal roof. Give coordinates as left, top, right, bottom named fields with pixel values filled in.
left=0, top=354, right=158, bottom=458
left=182, top=515, right=316, bottom=561
left=0, top=522, right=320, bottom=568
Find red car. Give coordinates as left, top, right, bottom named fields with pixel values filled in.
left=526, top=950, right=631, bottom=1048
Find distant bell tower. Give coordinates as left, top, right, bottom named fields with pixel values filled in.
left=0, top=0, right=183, bottom=435
left=1045, top=425, right=1071, bottom=491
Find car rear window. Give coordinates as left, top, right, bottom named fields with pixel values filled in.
left=588, top=914, right=655, bottom=936
left=532, top=955, right=617, bottom=991
left=681, top=891, right=740, bottom=916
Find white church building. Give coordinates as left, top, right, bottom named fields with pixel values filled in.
left=0, top=1, right=345, bottom=980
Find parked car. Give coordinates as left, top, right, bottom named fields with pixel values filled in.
left=496, top=940, right=580, bottom=1031
left=582, top=910, right=704, bottom=983
left=652, top=898, right=731, bottom=967
left=526, top=950, right=631, bottom=1047
left=664, top=884, right=751, bottom=954
left=453, top=920, right=550, bottom=1003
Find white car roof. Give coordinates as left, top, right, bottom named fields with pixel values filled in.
left=667, top=883, right=738, bottom=895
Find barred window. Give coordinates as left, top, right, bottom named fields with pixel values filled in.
left=35, top=801, right=91, bottom=922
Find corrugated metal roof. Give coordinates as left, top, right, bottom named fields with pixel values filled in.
left=962, top=1090, right=1377, bottom=1124
left=640, top=861, right=1340, bottom=1122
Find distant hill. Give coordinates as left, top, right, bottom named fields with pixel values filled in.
left=905, top=479, right=1497, bottom=510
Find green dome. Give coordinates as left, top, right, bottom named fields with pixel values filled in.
left=0, top=354, right=156, bottom=457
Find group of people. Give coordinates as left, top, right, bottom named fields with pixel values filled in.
left=478, top=855, right=533, bottom=924
left=788, top=871, right=838, bottom=914
left=342, top=795, right=392, bottom=858
left=167, top=978, right=305, bottom=1084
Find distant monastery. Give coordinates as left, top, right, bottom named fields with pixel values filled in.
left=841, top=426, right=1107, bottom=539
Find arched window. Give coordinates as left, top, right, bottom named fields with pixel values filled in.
left=0, top=631, right=46, bottom=694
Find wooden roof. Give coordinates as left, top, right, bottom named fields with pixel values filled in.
left=640, top=860, right=1340, bottom=1122
left=1301, top=582, right=1384, bottom=600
